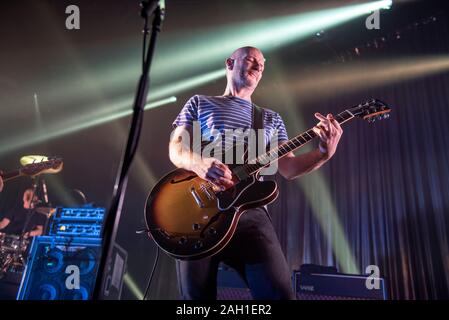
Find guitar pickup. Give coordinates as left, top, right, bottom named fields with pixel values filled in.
left=200, top=184, right=215, bottom=200
left=190, top=187, right=205, bottom=208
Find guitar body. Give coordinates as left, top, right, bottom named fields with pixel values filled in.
left=144, top=168, right=278, bottom=260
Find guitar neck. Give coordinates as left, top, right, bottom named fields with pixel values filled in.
left=1, top=169, right=22, bottom=182
left=1, top=159, right=63, bottom=183
left=241, top=109, right=355, bottom=176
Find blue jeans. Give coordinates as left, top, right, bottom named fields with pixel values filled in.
left=176, top=207, right=295, bottom=300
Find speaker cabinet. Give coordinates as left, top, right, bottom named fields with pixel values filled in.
left=294, top=265, right=387, bottom=300
left=17, top=236, right=102, bottom=300
left=216, top=264, right=387, bottom=300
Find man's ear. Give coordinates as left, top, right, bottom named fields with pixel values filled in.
left=225, top=58, right=234, bottom=70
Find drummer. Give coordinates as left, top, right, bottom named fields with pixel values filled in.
left=0, top=188, right=46, bottom=237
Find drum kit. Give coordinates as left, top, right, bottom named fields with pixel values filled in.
left=0, top=232, right=30, bottom=276
left=0, top=155, right=62, bottom=279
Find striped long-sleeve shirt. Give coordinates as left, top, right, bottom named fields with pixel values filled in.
left=173, top=95, right=288, bottom=164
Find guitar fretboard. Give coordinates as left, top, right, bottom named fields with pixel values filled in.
left=241, top=109, right=355, bottom=176
left=2, top=170, right=21, bottom=182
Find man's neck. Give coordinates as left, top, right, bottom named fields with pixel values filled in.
left=223, top=84, right=254, bottom=102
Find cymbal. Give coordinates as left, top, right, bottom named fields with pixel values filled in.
left=20, top=155, right=49, bottom=166
left=35, top=207, right=56, bottom=218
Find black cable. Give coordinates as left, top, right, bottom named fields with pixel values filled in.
left=142, top=244, right=160, bottom=300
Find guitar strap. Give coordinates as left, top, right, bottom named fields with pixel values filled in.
left=252, top=103, right=272, bottom=219
left=252, top=103, right=265, bottom=159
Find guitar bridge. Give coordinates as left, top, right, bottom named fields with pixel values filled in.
left=200, top=184, right=215, bottom=200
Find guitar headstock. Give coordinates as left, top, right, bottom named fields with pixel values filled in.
left=349, top=99, right=391, bottom=123
left=20, top=158, right=63, bottom=177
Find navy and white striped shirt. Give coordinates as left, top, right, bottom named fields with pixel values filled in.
left=173, top=95, right=289, bottom=161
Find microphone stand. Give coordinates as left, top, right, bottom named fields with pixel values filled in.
left=21, top=177, right=39, bottom=237
left=40, top=178, right=51, bottom=235
left=93, top=0, right=165, bottom=300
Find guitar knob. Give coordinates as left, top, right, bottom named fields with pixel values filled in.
left=194, top=241, right=203, bottom=249
left=208, top=227, right=217, bottom=235
left=178, top=237, right=188, bottom=245
left=192, top=223, right=201, bottom=231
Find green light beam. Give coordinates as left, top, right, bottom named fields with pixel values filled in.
left=265, top=56, right=359, bottom=274
left=290, top=55, right=449, bottom=101
left=38, top=1, right=391, bottom=105
left=0, top=97, right=176, bottom=155
left=60, top=68, right=225, bottom=127
left=300, top=173, right=360, bottom=274
left=148, top=0, right=394, bottom=81
left=110, top=121, right=158, bottom=190
left=123, top=273, right=144, bottom=300
left=1, top=67, right=228, bottom=155
left=148, top=69, right=226, bottom=101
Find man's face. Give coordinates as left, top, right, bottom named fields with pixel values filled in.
left=228, top=48, right=265, bottom=89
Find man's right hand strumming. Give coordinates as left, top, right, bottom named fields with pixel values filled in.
left=169, top=126, right=235, bottom=190
left=191, top=157, right=234, bottom=190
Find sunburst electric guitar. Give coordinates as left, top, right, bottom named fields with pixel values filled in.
left=144, top=99, right=391, bottom=260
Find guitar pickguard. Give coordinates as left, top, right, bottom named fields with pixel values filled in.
left=216, top=175, right=256, bottom=211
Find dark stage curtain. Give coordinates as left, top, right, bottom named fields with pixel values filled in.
left=141, top=11, right=449, bottom=301
left=269, top=14, right=449, bottom=299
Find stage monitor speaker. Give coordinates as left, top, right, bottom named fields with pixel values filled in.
left=17, top=236, right=102, bottom=300
left=294, top=264, right=387, bottom=300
